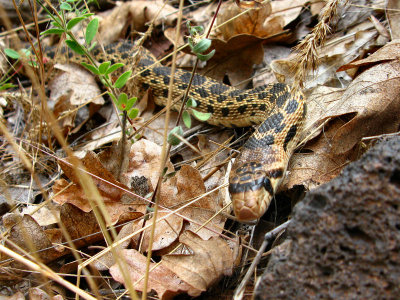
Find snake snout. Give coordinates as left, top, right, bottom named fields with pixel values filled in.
left=229, top=172, right=274, bottom=222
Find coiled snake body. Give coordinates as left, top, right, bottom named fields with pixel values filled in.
left=46, top=42, right=306, bottom=222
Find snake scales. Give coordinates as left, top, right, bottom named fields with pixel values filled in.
left=45, top=42, right=306, bottom=222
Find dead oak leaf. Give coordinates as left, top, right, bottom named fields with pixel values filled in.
left=98, top=1, right=176, bottom=44
left=338, top=39, right=400, bottom=72
left=2, top=214, right=68, bottom=265
left=162, top=230, right=234, bottom=292
left=138, top=212, right=183, bottom=252
left=216, top=1, right=272, bottom=40
left=177, top=165, right=225, bottom=240
left=53, top=151, right=143, bottom=224
left=284, top=60, right=400, bottom=190
left=110, top=249, right=200, bottom=300
left=203, top=35, right=265, bottom=89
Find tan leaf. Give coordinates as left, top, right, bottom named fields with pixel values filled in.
left=2, top=214, right=67, bottom=265
left=216, top=1, right=272, bottom=40
left=125, top=139, right=174, bottom=189
left=49, top=64, right=104, bottom=106
left=139, top=212, right=183, bottom=252
left=338, top=39, right=400, bottom=72
left=110, top=249, right=200, bottom=299
left=162, top=231, right=234, bottom=291
left=203, top=35, right=265, bottom=89
left=177, top=165, right=225, bottom=240
left=285, top=60, right=400, bottom=190
left=386, top=0, right=400, bottom=39
left=98, top=1, right=176, bottom=44
left=53, top=151, right=144, bottom=224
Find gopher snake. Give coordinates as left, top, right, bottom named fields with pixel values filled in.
left=45, top=42, right=306, bottom=222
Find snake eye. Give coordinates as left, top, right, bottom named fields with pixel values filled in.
left=263, top=177, right=273, bottom=195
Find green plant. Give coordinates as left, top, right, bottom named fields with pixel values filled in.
left=37, top=0, right=136, bottom=121
left=167, top=21, right=214, bottom=146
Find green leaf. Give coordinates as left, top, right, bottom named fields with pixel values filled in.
left=0, top=83, right=16, bottom=91
left=117, top=93, right=128, bottom=110
left=98, top=61, right=111, bottom=74
left=82, top=13, right=95, bottom=18
left=128, top=108, right=139, bottom=119
left=182, top=111, right=192, bottom=128
left=126, top=97, right=137, bottom=111
left=40, top=28, right=65, bottom=36
left=105, top=63, right=124, bottom=75
left=67, top=16, right=86, bottom=30
left=107, top=92, right=117, bottom=104
left=60, top=2, right=72, bottom=10
left=188, top=38, right=194, bottom=50
left=65, top=40, right=86, bottom=55
left=196, top=49, right=215, bottom=62
left=168, top=126, right=184, bottom=146
left=81, top=62, right=100, bottom=75
left=28, top=61, right=38, bottom=68
left=114, top=70, right=131, bottom=89
left=192, top=39, right=211, bottom=54
left=186, top=98, right=197, bottom=108
left=50, top=21, right=63, bottom=28
left=66, top=0, right=78, bottom=2
left=5, top=48, right=21, bottom=59
left=85, top=18, right=99, bottom=45
left=192, top=109, right=212, bottom=121
left=21, top=49, right=31, bottom=57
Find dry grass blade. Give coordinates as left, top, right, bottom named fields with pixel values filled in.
left=292, top=0, right=349, bottom=92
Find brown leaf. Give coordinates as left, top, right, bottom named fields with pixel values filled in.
left=216, top=1, right=272, bottom=40
left=98, top=1, right=176, bottom=44
left=110, top=249, right=200, bottom=300
left=2, top=214, right=68, bottom=265
left=386, top=0, right=400, bottom=39
left=139, top=213, right=183, bottom=252
left=49, top=64, right=104, bottom=106
left=162, top=231, right=234, bottom=292
left=338, top=39, right=400, bottom=72
left=125, top=139, right=174, bottom=189
left=203, top=35, right=265, bottom=89
left=285, top=60, right=400, bottom=190
left=53, top=150, right=144, bottom=224
left=29, top=287, right=64, bottom=300
left=176, top=165, right=225, bottom=240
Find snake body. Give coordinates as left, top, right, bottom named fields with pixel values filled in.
left=45, top=42, right=306, bottom=222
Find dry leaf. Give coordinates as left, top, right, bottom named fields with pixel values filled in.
left=284, top=60, right=400, bottom=190
left=139, top=212, right=183, bottom=252
left=125, top=139, right=174, bottom=189
left=98, top=1, right=177, bottom=44
left=29, top=287, right=64, bottom=300
left=203, top=35, right=265, bottom=89
left=110, top=249, right=200, bottom=300
left=338, top=39, right=400, bottom=72
left=272, top=21, right=378, bottom=88
left=162, top=231, right=234, bottom=292
left=216, top=1, right=272, bottom=40
left=387, top=0, right=400, bottom=39
left=53, top=152, right=144, bottom=224
left=49, top=64, right=104, bottom=106
left=2, top=214, right=67, bottom=265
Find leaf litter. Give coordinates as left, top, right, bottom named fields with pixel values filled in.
left=0, top=0, right=398, bottom=299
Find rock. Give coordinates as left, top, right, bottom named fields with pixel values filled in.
left=255, top=136, right=400, bottom=299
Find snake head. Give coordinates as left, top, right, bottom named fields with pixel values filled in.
left=229, top=154, right=284, bottom=222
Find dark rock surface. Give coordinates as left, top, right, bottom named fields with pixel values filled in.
left=255, top=137, right=400, bottom=299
